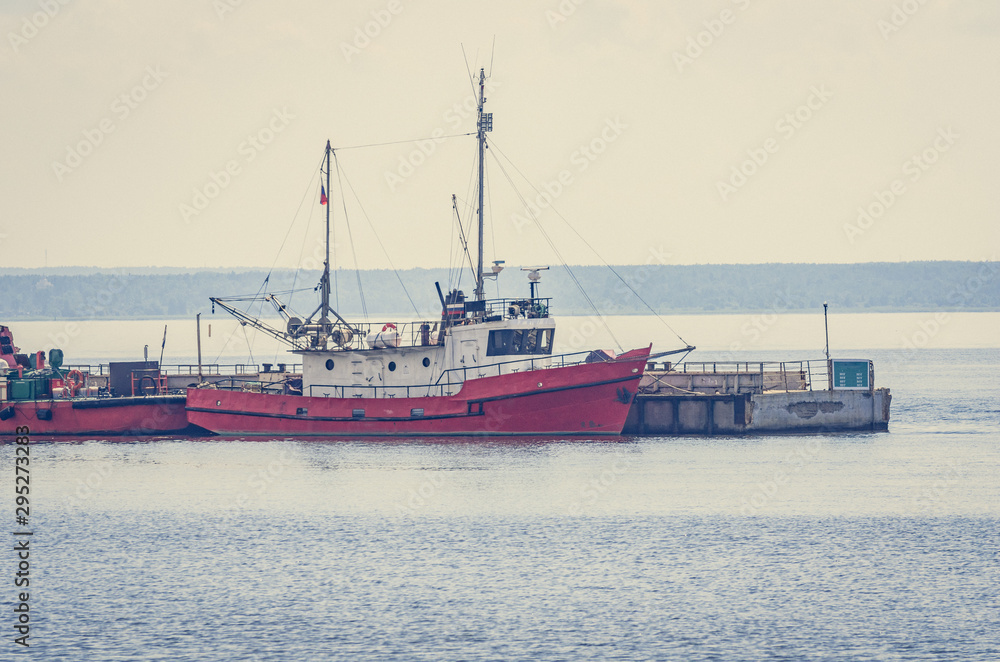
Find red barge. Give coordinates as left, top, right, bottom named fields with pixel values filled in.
left=1, top=325, right=191, bottom=437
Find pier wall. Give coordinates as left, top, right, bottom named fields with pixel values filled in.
left=748, top=388, right=891, bottom=433
left=624, top=388, right=891, bottom=436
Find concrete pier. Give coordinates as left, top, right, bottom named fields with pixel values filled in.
left=623, top=360, right=891, bottom=435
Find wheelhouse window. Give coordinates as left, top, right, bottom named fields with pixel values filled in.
left=486, top=328, right=554, bottom=356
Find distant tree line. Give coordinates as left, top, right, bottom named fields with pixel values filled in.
left=1, top=261, right=996, bottom=320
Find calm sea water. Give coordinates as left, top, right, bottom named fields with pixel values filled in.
left=2, top=315, right=999, bottom=660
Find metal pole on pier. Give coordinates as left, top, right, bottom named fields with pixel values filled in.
left=823, top=302, right=830, bottom=361
left=196, top=313, right=204, bottom=384
left=823, top=302, right=831, bottom=391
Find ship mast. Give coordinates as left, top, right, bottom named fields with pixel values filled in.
left=475, top=67, right=492, bottom=301
left=320, top=140, right=333, bottom=329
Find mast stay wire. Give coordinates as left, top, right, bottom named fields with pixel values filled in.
left=485, top=164, right=501, bottom=299
left=333, top=151, right=421, bottom=317
left=332, top=132, right=475, bottom=151
left=486, top=147, right=623, bottom=352
left=450, top=193, right=478, bottom=294
left=487, top=137, right=691, bottom=348
left=460, top=44, right=479, bottom=104
left=451, top=198, right=477, bottom=284
left=448, top=147, right=481, bottom=293
left=332, top=154, right=368, bottom=321
left=215, top=150, right=326, bottom=366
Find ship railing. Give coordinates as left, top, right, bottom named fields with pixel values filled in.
left=431, top=349, right=601, bottom=387
left=663, top=359, right=840, bottom=392
left=299, top=355, right=574, bottom=399
left=200, top=348, right=635, bottom=398
left=325, top=299, right=554, bottom=351
left=435, top=296, right=552, bottom=322
left=329, top=301, right=552, bottom=352
left=190, top=376, right=467, bottom=399
left=62, top=363, right=302, bottom=377
left=334, top=320, right=443, bottom=351
left=303, top=381, right=468, bottom=399
left=199, top=375, right=302, bottom=396
left=479, top=297, right=552, bottom=320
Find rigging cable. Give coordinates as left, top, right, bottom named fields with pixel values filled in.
left=485, top=163, right=501, bottom=299
left=456, top=146, right=481, bottom=292
left=333, top=151, right=422, bottom=317
left=486, top=146, right=623, bottom=352
left=451, top=198, right=477, bottom=284
left=332, top=154, right=368, bottom=320
left=460, top=44, right=479, bottom=102
left=487, top=137, right=691, bottom=348
left=241, top=323, right=255, bottom=367
left=332, top=132, right=475, bottom=151
left=220, top=150, right=327, bottom=367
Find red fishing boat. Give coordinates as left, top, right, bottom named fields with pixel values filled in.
left=187, top=69, right=662, bottom=437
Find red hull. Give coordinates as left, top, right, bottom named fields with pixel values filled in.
left=187, top=348, right=651, bottom=437
left=0, top=396, right=192, bottom=437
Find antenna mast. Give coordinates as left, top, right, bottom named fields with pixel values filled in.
left=475, top=67, right=492, bottom=301
left=321, top=140, right=332, bottom=326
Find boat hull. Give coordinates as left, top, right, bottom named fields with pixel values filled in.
left=0, top=395, right=194, bottom=437
left=187, top=348, right=651, bottom=437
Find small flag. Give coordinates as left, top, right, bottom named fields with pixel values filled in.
left=320, top=185, right=328, bottom=205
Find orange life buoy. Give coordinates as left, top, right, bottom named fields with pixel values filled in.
left=381, top=323, right=397, bottom=332
left=65, top=369, right=84, bottom=396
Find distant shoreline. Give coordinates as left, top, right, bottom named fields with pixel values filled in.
left=5, top=308, right=1000, bottom=323
left=3, top=261, right=996, bottom=320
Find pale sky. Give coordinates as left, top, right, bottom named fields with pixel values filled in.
left=1, top=0, right=997, bottom=271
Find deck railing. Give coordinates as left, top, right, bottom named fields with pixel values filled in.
left=199, top=348, right=622, bottom=399
left=63, top=363, right=302, bottom=377
left=653, top=359, right=863, bottom=392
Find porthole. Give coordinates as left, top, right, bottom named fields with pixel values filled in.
left=388, top=361, right=397, bottom=372
left=325, top=359, right=334, bottom=370
left=422, top=357, right=430, bottom=367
